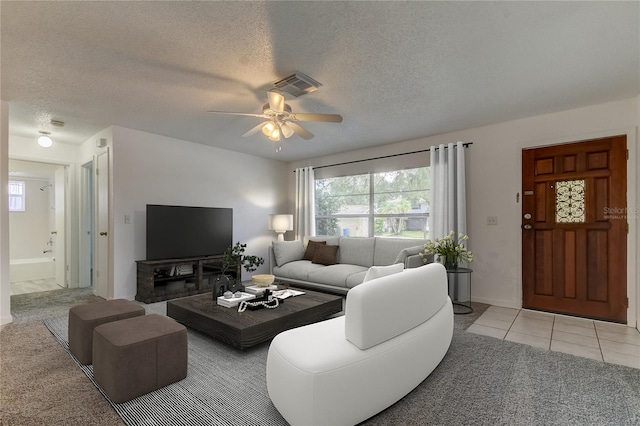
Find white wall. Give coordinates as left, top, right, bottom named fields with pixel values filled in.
left=0, top=100, right=11, bottom=326
left=637, top=95, right=640, bottom=333
left=109, top=126, right=290, bottom=300
left=9, top=178, right=53, bottom=259
left=290, top=97, right=639, bottom=327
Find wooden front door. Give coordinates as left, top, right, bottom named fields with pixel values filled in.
left=522, top=136, right=627, bottom=323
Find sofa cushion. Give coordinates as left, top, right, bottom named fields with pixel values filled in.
left=374, top=238, right=428, bottom=266
left=363, top=263, right=404, bottom=282
left=307, top=264, right=369, bottom=287
left=273, top=260, right=325, bottom=281
left=346, top=271, right=368, bottom=289
left=303, top=240, right=326, bottom=261
left=312, top=244, right=339, bottom=266
left=306, top=236, right=340, bottom=246
left=273, top=240, right=304, bottom=267
left=339, top=237, right=375, bottom=267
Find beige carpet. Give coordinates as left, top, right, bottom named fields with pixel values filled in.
left=0, top=321, right=123, bottom=425
left=1, top=288, right=123, bottom=425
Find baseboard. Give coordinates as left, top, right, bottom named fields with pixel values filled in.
left=471, top=296, right=521, bottom=310
left=0, top=314, right=14, bottom=327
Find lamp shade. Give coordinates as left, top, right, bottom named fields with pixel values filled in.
left=268, top=214, right=293, bottom=232
left=268, top=214, right=293, bottom=241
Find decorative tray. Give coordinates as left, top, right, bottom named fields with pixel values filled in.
left=216, top=292, right=256, bottom=308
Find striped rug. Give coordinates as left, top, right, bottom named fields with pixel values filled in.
left=44, top=316, right=287, bottom=426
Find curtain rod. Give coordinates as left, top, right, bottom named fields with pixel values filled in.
left=299, top=142, right=473, bottom=171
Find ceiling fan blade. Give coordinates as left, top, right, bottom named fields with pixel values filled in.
left=267, top=90, right=285, bottom=113
left=287, top=122, right=314, bottom=140
left=242, top=121, right=269, bottom=137
left=291, top=113, right=343, bottom=123
left=207, top=110, right=267, bottom=118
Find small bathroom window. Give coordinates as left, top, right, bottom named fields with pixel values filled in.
left=8, top=180, right=26, bottom=212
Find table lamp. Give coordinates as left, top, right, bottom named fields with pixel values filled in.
left=268, top=214, right=293, bottom=241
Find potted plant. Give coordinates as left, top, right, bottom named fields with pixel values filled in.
left=215, top=242, right=264, bottom=296
left=419, top=231, right=473, bottom=269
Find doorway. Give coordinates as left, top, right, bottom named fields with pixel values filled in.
left=8, top=159, right=68, bottom=295
left=522, top=135, right=628, bottom=323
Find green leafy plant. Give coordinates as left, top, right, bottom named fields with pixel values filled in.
left=419, top=230, right=473, bottom=265
left=221, top=242, right=264, bottom=274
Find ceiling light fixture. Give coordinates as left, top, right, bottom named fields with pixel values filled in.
left=262, top=121, right=276, bottom=136
left=37, top=131, right=53, bottom=148
left=263, top=121, right=281, bottom=141
left=280, top=122, right=294, bottom=139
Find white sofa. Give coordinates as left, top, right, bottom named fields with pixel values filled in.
left=269, top=236, right=431, bottom=294
left=266, top=263, right=453, bottom=426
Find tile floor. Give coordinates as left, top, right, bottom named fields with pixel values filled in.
left=10, top=278, right=63, bottom=295
left=468, top=306, right=640, bottom=369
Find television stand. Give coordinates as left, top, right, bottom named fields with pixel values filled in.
left=135, top=255, right=240, bottom=303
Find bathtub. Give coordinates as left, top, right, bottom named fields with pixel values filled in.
left=10, top=257, right=56, bottom=282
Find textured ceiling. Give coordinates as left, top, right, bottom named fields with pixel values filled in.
left=2, top=1, right=638, bottom=162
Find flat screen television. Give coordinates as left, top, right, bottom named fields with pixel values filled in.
left=146, top=205, right=233, bottom=260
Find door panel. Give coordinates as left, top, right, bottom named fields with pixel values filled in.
left=522, top=136, right=627, bottom=323
left=96, top=151, right=109, bottom=299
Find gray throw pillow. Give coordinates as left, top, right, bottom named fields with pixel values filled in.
left=273, top=240, right=305, bottom=267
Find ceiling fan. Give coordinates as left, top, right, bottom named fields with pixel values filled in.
left=207, top=89, right=343, bottom=141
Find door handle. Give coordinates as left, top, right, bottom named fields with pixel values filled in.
left=99, top=231, right=108, bottom=236
left=523, top=224, right=532, bottom=230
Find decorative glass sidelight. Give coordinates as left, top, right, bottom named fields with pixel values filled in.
left=555, top=179, right=586, bottom=223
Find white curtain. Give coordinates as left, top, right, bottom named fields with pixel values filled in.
left=429, top=141, right=467, bottom=240
left=295, top=167, right=316, bottom=240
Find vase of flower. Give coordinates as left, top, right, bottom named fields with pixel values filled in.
left=219, top=241, right=265, bottom=294
left=419, top=231, right=473, bottom=269
left=442, top=255, right=458, bottom=270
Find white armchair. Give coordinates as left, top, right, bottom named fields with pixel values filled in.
left=266, top=263, right=453, bottom=426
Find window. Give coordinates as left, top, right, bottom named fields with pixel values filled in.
left=9, top=181, right=26, bottom=212
left=315, top=167, right=430, bottom=239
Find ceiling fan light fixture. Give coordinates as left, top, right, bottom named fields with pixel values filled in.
left=269, top=125, right=281, bottom=141
left=280, top=122, right=294, bottom=138
left=262, top=121, right=276, bottom=136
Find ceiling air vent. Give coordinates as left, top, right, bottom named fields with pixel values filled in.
left=272, top=71, right=322, bottom=97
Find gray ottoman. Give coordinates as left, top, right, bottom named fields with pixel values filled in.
left=93, top=314, right=188, bottom=403
left=68, top=299, right=145, bottom=365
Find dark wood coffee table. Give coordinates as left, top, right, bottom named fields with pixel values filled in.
left=166, top=287, right=343, bottom=349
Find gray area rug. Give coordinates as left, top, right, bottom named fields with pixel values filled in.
left=44, top=315, right=286, bottom=426
left=44, top=305, right=640, bottom=426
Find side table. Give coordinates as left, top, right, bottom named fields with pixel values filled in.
left=445, top=267, right=473, bottom=315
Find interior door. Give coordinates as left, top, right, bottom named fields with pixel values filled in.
left=522, top=135, right=627, bottom=323
left=80, top=161, right=94, bottom=288
left=95, top=151, right=109, bottom=299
